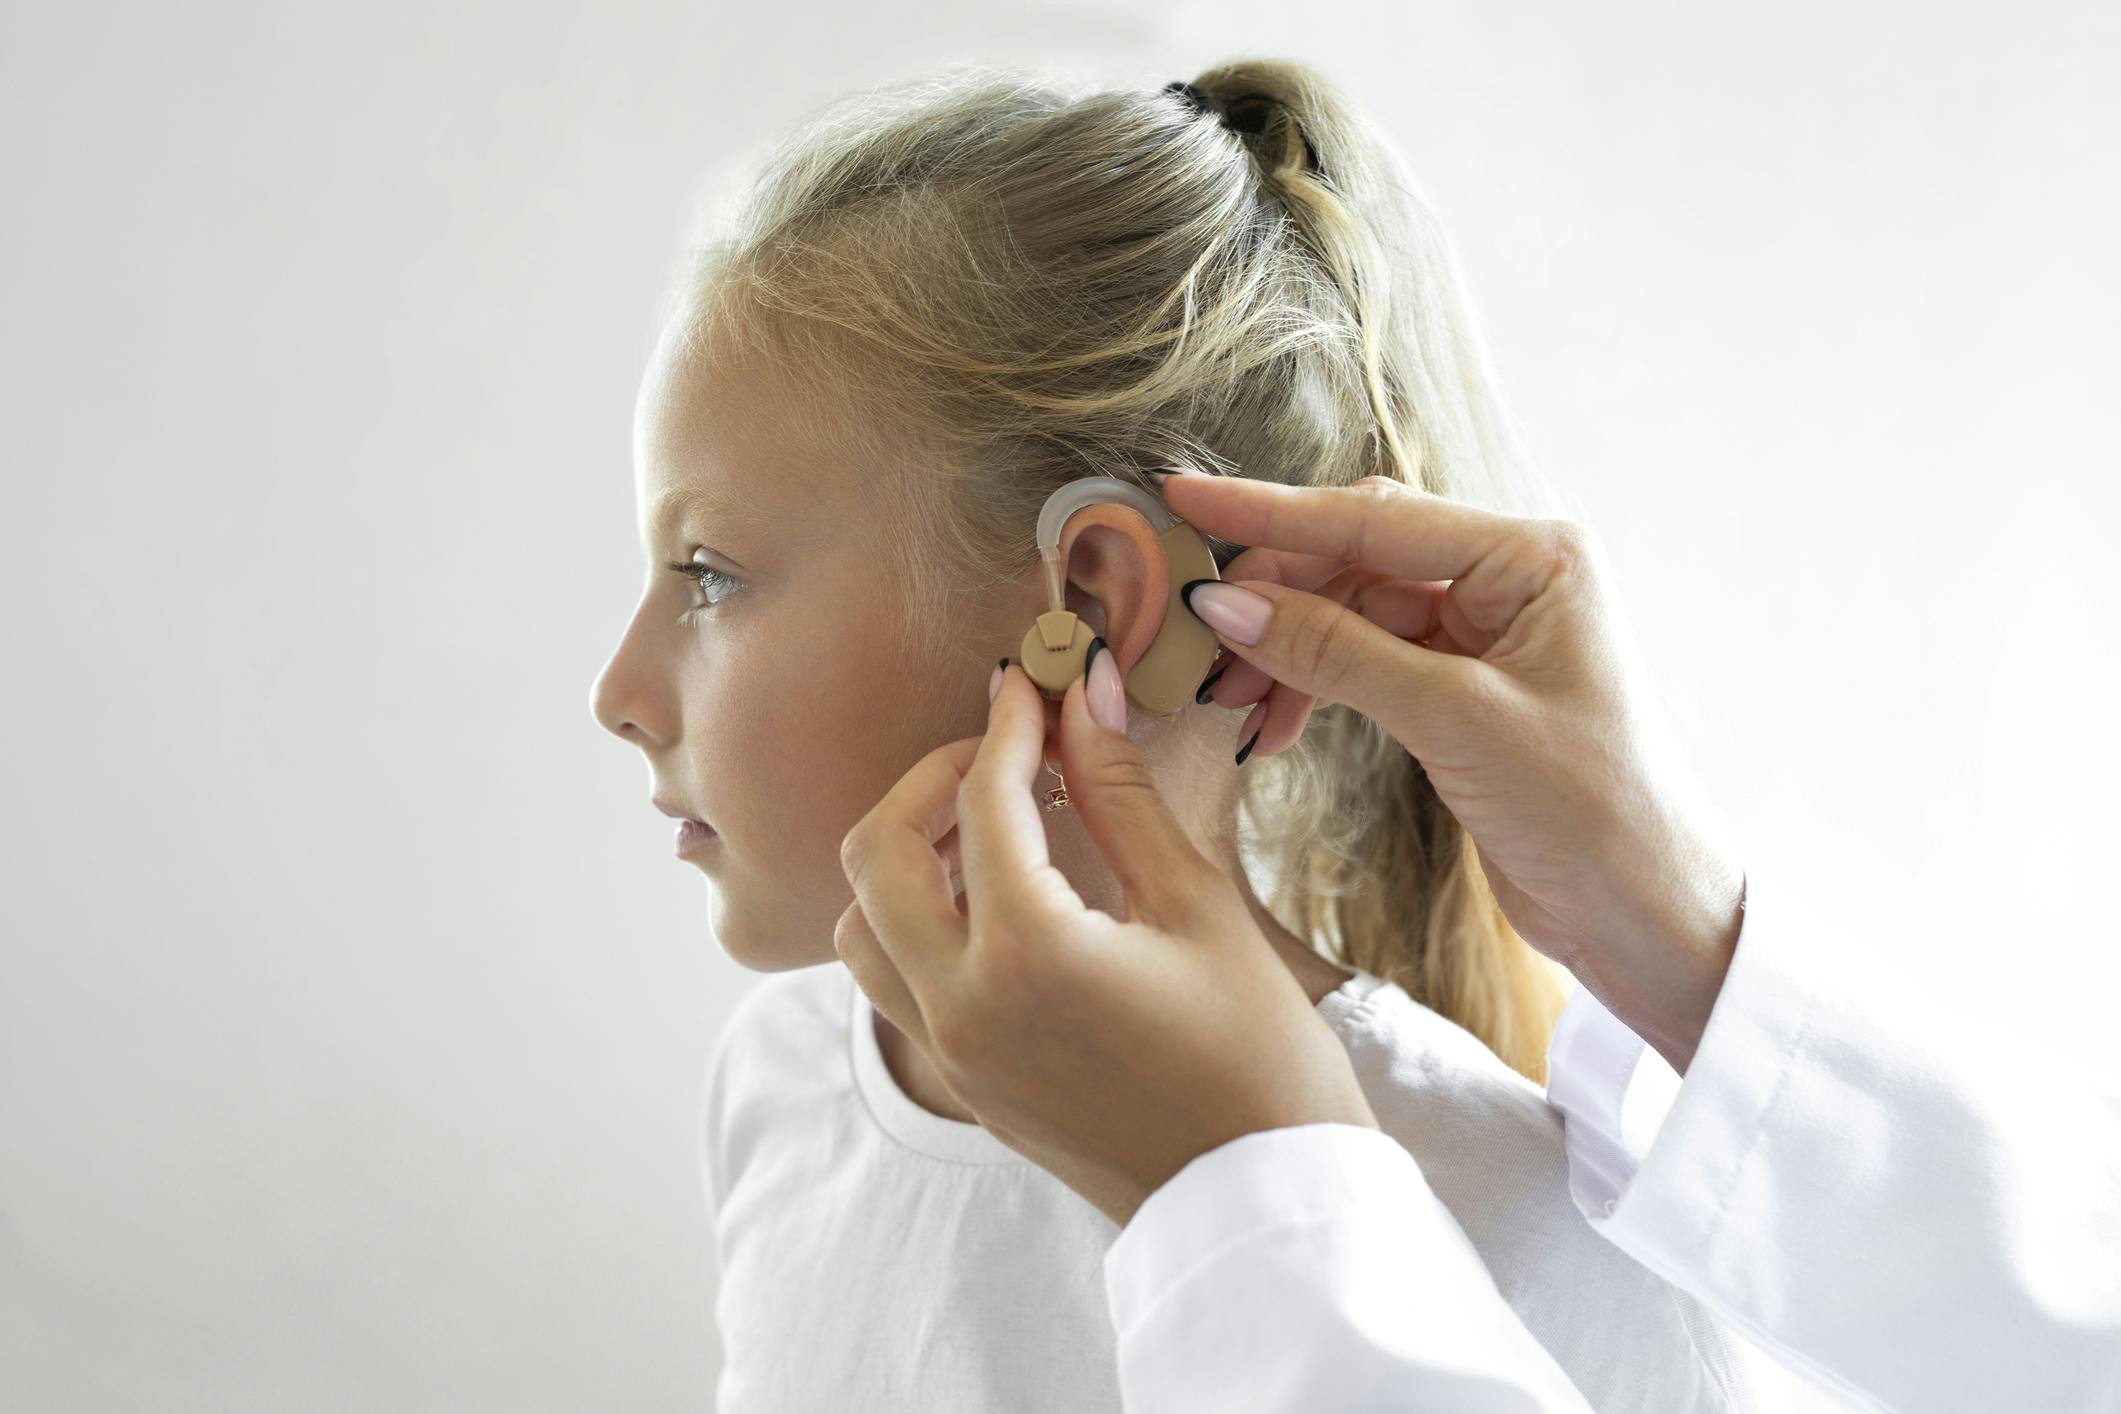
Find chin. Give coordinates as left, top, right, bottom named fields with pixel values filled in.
left=718, top=937, right=839, bottom=973
left=706, top=886, right=841, bottom=973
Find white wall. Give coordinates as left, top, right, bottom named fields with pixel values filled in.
left=2, top=2, right=2112, bottom=1409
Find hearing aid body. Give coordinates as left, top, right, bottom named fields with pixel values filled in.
left=1015, top=472, right=1222, bottom=718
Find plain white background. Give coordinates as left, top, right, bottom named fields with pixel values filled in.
left=3, top=2, right=2114, bottom=1410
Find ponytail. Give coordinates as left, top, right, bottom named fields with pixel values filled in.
left=1190, top=59, right=1570, bottom=1079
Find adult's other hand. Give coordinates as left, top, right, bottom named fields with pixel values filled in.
left=1167, top=469, right=1744, bottom=1071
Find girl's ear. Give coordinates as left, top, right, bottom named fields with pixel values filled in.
left=1053, top=504, right=1169, bottom=677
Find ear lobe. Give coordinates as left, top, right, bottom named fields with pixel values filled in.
left=1055, top=505, right=1170, bottom=676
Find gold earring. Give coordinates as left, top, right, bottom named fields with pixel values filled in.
left=1041, top=760, right=1072, bottom=812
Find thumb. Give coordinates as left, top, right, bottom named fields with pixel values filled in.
left=1053, top=665, right=1225, bottom=927
left=1186, top=577, right=1481, bottom=755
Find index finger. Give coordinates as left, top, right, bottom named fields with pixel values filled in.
left=1197, top=542, right=1452, bottom=756
left=1161, top=473, right=1536, bottom=585
left=840, top=732, right=981, bottom=988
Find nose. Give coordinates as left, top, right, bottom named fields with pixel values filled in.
left=591, top=609, right=675, bottom=749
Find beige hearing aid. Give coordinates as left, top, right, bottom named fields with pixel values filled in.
left=1015, top=471, right=1223, bottom=718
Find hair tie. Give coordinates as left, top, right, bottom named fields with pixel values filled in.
left=1161, top=79, right=1213, bottom=120
left=1161, top=80, right=1321, bottom=180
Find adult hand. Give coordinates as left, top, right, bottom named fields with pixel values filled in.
left=834, top=662, right=1379, bottom=1228
left=1168, top=470, right=1745, bottom=1071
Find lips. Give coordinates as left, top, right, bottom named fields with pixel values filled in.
left=653, top=796, right=718, bottom=856
left=675, top=818, right=718, bottom=857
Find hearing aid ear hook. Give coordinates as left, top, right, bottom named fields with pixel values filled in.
left=1013, top=469, right=1225, bottom=719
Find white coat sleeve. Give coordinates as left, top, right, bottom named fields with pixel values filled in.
left=1102, top=1122, right=1596, bottom=1414
left=1546, top=865, right=2121, bottom=1413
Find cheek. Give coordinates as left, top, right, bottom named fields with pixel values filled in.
left=693, top=611, right=938, bottom=877
left=697, top=610, right=967, bottom=969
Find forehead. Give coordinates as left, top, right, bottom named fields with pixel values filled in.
left=631, top=320, right=857, bottom=546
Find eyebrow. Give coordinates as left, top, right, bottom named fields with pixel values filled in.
left=644, top=484, right=775, bottom=566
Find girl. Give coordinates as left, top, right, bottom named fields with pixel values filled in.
left=593, top=58, right=1757, bottom=1412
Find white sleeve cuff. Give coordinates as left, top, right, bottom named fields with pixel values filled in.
left=1105, top=1122, right=1421, bottom=1339
left=1544, top=979, right=1651, bottom=1219
left=1579, top=865, right=1819, bottom=1275
left=1104, top=1124, right=1595, bottom=1413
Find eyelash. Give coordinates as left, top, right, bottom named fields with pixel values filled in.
left=666, top=560, right=744, bottom=614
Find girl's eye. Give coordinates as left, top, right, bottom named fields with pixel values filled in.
left=666, top=559, right=745, bottom=613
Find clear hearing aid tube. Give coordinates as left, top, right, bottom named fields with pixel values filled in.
left=1036, top=475, right=1182, bottom=612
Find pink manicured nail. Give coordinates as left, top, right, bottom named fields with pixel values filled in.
left=1184, top=581, right=1271, bottom=647
left=1087, top=638, right=1126, bottom=734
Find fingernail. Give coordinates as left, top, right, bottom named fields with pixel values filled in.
left=1085, top=636, right=1126, bottom=734
left=1235, top=699, right=1267, bottom=765
left=1182, top=580, right=1270, bottom=647
left=1148, top=463, right=1206, bottom=490
left=989, top=656, right=1008, bottom=704
left=1194, top=662, right=1229, bottom=705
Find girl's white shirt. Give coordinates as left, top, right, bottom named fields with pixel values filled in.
left=701, top=955, right=1760, bottom=1413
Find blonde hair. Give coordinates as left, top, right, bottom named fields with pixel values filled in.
left=676, top=58, right=1570, bottom=1080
